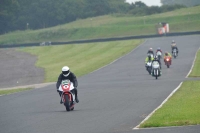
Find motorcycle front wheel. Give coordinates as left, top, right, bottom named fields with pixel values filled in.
left=64, top=95, right=71, bottom=111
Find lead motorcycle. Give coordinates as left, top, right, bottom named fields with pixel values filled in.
left=151, top=61, right=161, bottom=79
left=58, top=80, right=76, bottom=111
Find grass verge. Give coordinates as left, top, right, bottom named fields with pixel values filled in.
left=18, top=39, right=142, bottom=82
left=0, top=88, right=33, bottom=95
left=140, top=81, right=200, bottom=128
left=0, top=6, right=200, bottom=45
left=189, top=49, right=200, bottom=77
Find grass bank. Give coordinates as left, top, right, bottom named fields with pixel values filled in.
left=18, top=39, right=142, bottom=82
left=0, top=6, right=200, bottom=45
left=140, top=81, right=200, bottom=128
left=139, top=50, right=200, bottom=128
left=189, top=49, right=200, bottom=77
left=0, top=88, right=32, bottom=95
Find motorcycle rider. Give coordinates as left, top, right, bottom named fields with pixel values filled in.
left=152, top=55, right=161, bottom=69
left=56, top=66, right=79, bottom=103
left=171, top=40, right=179, bottom=56
left=151, top=55, right=162, bottom=75
left=164, top=52, right=172, bottom=65
left=156, top=47, right=162, bottom=59
left=147, top=48, right=154, bottom=57
left=156, top=47, right=162, bottom=53
left=145, top=54, right=154, bottom=70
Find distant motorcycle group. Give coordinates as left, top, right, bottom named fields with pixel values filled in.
left=145, top=40, right=179, bottom=79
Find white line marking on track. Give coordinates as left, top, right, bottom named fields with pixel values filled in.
left=133, top=82, right=183, bottom=130
left=186, top=47, right=200, bottom=78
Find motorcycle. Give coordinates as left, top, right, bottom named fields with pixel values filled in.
left=146, top=61, right=152, bottom=75
left=164, top=56, right=171, bottom=68
left=172, top=49, right=177, bottom=58
left=151, top=61, right=161, bottom=79
left=58, top=80, right=76, bottom=111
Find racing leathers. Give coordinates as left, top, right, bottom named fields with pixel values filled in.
left=172, top=46, right=179, bottom=56
left=145, top=56, right=154, bottom=70
left=147, top=50, right=154, bottom=56
left=56, top=72, right=79, bottom=103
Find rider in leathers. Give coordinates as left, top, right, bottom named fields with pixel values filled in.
left=56, top=66, right=79, bottom=103
left=171, top=40, right=179, bottom=56
left=147, top=48, right=154, bottom=56
left=151, top=56, right=162, bottom=76
left=145, top=54, right=154, bottom=70
left=164, top=52, right=172, bottom=65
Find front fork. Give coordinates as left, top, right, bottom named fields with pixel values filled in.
left=61, top=92, right=74, bottom=104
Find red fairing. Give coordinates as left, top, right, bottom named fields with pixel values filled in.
left=62, top=83, right=72, bottom=102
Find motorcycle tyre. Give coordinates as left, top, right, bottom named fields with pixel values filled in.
left=64, top=95, right=71, bottom=111
left=167, top=65, right=170, bottom=68
left=155, top=70, right=158, bottom=79
left=147, top=68, right=151, bottom=75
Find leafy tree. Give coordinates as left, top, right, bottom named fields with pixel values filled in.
left=0, top=0, right=189, bottom=34
left=0, top=0, right=19, bottom=33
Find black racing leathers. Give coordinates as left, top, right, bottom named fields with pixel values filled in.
left=172, top=46, right=179, bottom=53
left=147, top=50, right=154, bottom=56
left=56, top=72, right=79, bottom=103
left=56, top=72, right=78, bottom=89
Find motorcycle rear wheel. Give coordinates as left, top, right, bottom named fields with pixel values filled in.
left=167, top=65, right=170, bottom=68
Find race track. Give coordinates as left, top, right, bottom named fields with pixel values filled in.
left=0, top=35, right=200, bottom=133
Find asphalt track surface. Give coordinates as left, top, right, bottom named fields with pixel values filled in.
left=0, top=35, right=200, bottom=133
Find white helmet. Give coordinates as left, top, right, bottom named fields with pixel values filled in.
left=62, top=66, right=70, bottom=77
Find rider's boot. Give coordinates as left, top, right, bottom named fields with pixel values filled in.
left=58, top=91, right=63, bottom=104
left=74, top=88, right=79, bottom=103
left=60, top=99, right=63, bottom=104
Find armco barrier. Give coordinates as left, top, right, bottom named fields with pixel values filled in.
left=0, top=31, right=200, bottom=48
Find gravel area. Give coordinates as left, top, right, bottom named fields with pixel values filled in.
left=0, top=48, right=44, bottom=89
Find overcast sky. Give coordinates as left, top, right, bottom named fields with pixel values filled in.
left=126, top=0, right=162, bottom=6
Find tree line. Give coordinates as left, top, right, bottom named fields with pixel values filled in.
left=0, top=0, right=191, bottom=34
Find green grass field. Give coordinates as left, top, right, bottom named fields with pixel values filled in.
left=0, top=88, right=32, bottom=95
left=0, top=6, right=200, bottom=45
left=189, top=49, right=200, bottom=77
left=18, top=39, right=142, bottom=82
left=140, top=81, right=200, bottom=128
